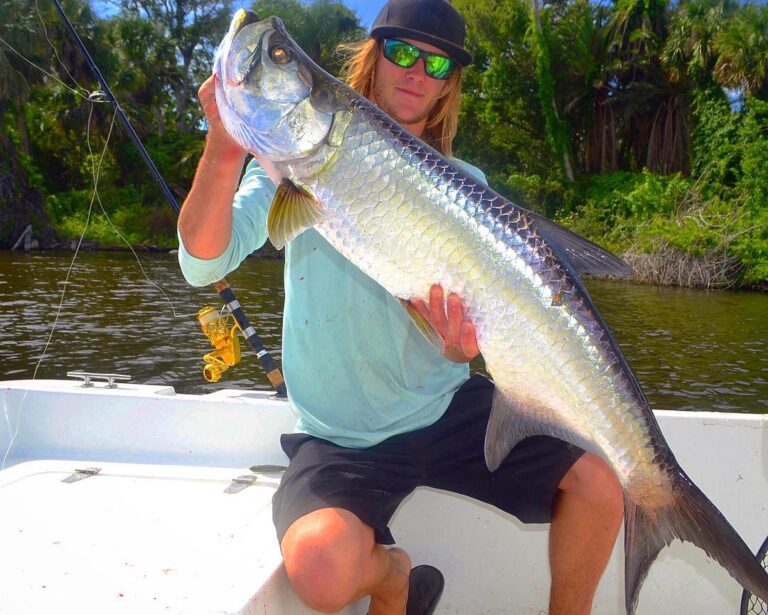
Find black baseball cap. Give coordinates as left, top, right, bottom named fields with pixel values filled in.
left=370, top=0, right=473, bottom=67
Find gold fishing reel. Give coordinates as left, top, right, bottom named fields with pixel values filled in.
left=197, top=306, right=242, bottom=382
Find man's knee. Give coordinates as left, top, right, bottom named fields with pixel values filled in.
left=280, top=508, right=372, bottom=613
left=560, top=452, right=624, bottom=514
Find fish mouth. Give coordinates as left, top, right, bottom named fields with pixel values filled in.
left=231, top=9, right=262, bottom=38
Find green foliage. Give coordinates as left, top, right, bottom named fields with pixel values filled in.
left=528, top=3, right=573, bottom=178
left=45, top=185, right=176, bottom=248
left=557, top=171, right=686, bottom=252
left=454, top=0, right=558, bottom=187
left=689, top=86, right=740, bottom=184
left=557, top=155, right=768, bottom=284
left=736, top=98, right=768, bottom=210
left=251, top=0, right=365, bottom=74
left=3, top=0, right=767, bottom=286
left=713, top=3, right=768, bottom=99
left=499, top=172, right=571, bottom=219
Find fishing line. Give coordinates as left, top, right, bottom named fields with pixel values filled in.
left=5, top=0, right=287, bottom=407
left=2, top=3, right=223, bottom=469
left=0, top=35, right=88, bottom=100
left=31, top=0, right=188, bottom=317
left=53, top=0, right=286, bottom=397
left=2, top=103, right=112, bottom=471
left=35, top=104, right=116, bottom=382
left=34, top=0, right=84, bottom=94
left=4, top=4, right=190, bottom=316
left=87, top=141, right=189, bottom=319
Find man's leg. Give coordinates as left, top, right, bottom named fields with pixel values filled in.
left=549, top=452, right=624, bottom=615
left=281, top=507, right=411, bottom=614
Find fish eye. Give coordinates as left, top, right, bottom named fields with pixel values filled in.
left=269, top=45, right=292, bottom=65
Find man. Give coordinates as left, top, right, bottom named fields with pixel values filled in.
left=178, top=1, right=624, bottom=613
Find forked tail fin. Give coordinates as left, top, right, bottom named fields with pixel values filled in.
left=624, top=469, right=768, bottom=614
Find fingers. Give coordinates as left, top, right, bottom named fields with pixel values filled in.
left=429, top=284, right=449, bottom=337
left=445, top=291, right=463, bottom=346
left=410, top=285, right=480, bottom=362
left=197, top=74, right=248, bottom=159
left=198, top=75, right=218, bottom=120
left=198, top=74, right=215, bottom=100
left=459, top=320, right=480, bottom=360
left=411, top=298, right=430, bottom=322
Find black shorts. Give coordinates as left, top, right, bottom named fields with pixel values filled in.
left=272, top=374, right=584, bottom=545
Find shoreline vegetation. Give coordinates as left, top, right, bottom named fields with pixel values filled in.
left=2, top=0, right=767, bottom=291
left=5, top=232, right=755, bottom=291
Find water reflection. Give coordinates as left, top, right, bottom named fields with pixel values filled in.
left=0, top=251, right=766, bottom=413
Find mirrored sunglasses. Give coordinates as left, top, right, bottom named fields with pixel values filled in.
left=382, top=38, right=456, bottom=80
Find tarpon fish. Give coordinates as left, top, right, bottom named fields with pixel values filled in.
left=212, top=10, right=768, bottom=613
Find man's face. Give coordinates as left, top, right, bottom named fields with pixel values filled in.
left=371, top=38, right=450, bottom=136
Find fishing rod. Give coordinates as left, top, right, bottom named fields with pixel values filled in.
left=50, top=0, right=287, bottom=397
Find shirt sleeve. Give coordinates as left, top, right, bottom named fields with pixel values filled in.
left=178, top=159, right=277, bottom=287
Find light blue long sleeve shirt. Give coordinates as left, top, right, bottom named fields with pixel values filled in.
left=179, top=157, right=486, bottom=448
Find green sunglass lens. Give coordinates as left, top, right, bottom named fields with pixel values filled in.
left=426, top=55, right=452, bottom=79
left=384, top=39, right=455, bottom=79
left=387, top=41, right=419, bottom=67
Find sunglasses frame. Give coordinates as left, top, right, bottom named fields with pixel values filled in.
left=381, top=38, right=456, bottom=80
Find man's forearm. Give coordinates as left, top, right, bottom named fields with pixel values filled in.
left=178, top=134, right=247, bottom=259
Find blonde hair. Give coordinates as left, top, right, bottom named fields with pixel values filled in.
left=339, top=38, right=463, bottom=157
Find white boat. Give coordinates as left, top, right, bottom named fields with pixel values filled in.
left=1, top=375, right=766, bottom=614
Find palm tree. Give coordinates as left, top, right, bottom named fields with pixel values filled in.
left=662, top=0, right=737, bottom=86
left=550, top=0, right=620, bottom=174
left=713, top=3, right=768, bottom=100
left=119, top=0, right=234, bottom=132
left=606, top=0, right=693, bottom=174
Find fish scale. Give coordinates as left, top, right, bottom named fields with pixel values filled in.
left=213, top=11, right=768, bottom=613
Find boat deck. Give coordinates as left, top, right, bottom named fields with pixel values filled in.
left=1, top=379, right=767, bottom=614
left=0, top=460, right=284, bottom=614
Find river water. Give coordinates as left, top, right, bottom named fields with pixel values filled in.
left=1, top=250, right=766, bottom=413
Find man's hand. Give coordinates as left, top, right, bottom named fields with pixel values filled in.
left=411, top=284, right=480, bottom=363
left=198, top=75, right=246, bottom=160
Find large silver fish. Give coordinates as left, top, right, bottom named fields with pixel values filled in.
left=212, top=10, right=768, bottom=613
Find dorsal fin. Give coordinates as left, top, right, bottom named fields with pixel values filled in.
left=530, top=213, right=633, bottom=277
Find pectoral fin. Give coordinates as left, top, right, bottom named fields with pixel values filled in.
left=398, top=298, right=445, bottom=354
left=267, top=179, right=325, bottom=249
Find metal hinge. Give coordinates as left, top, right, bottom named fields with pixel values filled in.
left=62, top=467, right=102, bottom=483
left=224, top=474, right=260, bottom=494
left=224, top=465, right=287, bottom=494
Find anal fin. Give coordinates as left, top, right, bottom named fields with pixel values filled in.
left=484, top=388, right=588, bottom=471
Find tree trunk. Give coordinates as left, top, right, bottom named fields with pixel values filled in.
left=15, top=111, right=30, bottom=156
left=0, top=111, right=57, bottom=249
left=531, top=0, right=575, bottom=181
